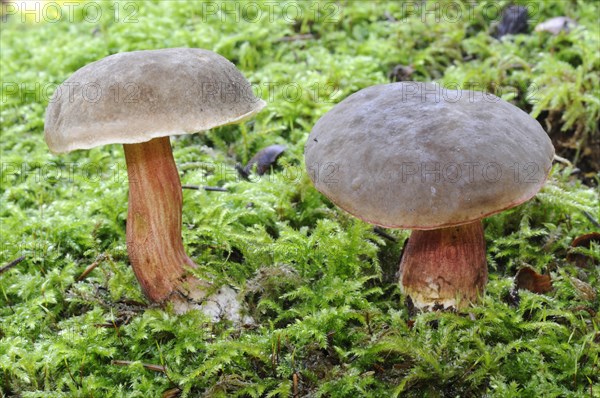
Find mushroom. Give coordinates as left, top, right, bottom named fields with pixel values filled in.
left=304, top=82, right=554, bottom=310
left=45, top=48, right=265, bottom=317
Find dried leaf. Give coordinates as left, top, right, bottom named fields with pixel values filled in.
left=237, top=144, right=287, bottom=179
left=495, top=5, right=528, bottom=38
left=388, top=64, right=414, bottom=82
left=566, top=232, right=600, bottom=268
left=514, top=266, right=552, bottom=294
left=111, top=360, right=166, bottom=373
left=535, top=16, right=577, bottom=35
left=570, top=277, right=597, bottom=301
left=162, top=388, right=181, bottom=398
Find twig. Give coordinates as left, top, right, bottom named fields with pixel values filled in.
left=553, top=154, right=573, bottom=167
left=157, top=342, right=180, bottom=391
left=277, top=33, right=315, bottom=42
left=0, top=256, right=25, bottom=275
left=582, top=211, right=600, bottom=228
left=365, top=311, right=373, bottom=335
left=77, top=254, right=106, bottom=281
left=373, top=227, right=397, bottom=242
left=112, top=317, right=124, bottom=346
left=111, top=360, right=166, bottom=373
left=94, top=323, right=120, bottom=328
left=64, top=358, right=82, bottom=389
left=293, top=372, right=299, bottom=397
left=181, top=184, right=228, bottom=192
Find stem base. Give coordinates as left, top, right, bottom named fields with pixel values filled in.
left=399, top=221, right=488, bottom=310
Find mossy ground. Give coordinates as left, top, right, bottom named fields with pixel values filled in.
left=1, top=1, right=599, bottom=397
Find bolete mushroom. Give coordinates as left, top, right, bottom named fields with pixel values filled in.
left=304, top=82, right=554, bottom=310
left=45, top=48, right=265, bottom=316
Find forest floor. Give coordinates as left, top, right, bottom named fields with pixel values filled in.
left=1, top=1, right=599, bottom=397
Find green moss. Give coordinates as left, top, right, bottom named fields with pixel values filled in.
left=1, top=1, right=599, bottom=397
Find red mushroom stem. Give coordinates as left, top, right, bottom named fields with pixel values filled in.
left=399, top=221, right=488, bottom=309
left=123, top=137, right=197, bottom=302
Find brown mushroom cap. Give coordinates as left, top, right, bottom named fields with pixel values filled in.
left=304, top=82, right=554, bottom=229
left=45, top=48, right=265, bottom=153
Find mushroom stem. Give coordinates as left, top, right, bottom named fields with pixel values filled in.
left=123, top=137, right=197, bottom=302
left=399, top=221, right=488, bottom=310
